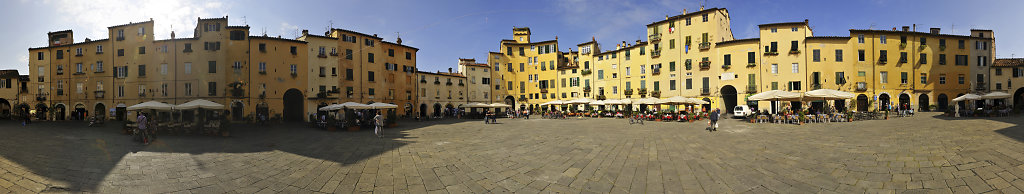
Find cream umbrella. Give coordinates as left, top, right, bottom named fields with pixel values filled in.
left=566, top=98, right=594, bottom=104
left=318, top=104, right=344, bottom=111
left=804, top=89, right=855, bottom=100
left=338, top=102, right=371, bottom=109
left=981, top=92, right=1011, bottom=99
left=463, top=102, right=490, bottom=108
left=127, top=101, right=175, bottom=111
left=368, top=102, right=398, bottom=109
left=176, top=99, right=225, bottom=110
left=748, top=90, right=803, bottom=101
left=540, top=100, right=565, bottom=106
left=952, top=94, right=982, bottom=102
left=488, top=103, right=512, bottom=108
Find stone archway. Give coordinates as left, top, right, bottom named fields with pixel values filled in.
left=54, top=104, right=66, bottom=120
left=857, top=94, right=869, bottom=112
left=433, top=103, right=442, bottom=117
left=419, top=103, right=427, bottom=117
left=701, top=97, right=711, bottom=112
left=918, top=94, right=930, bottom=111
left=720, top=85, right=737, bottom=114
left=937, top=94, right=949, bottom=111
left=878, top=93, right=891, bottom=111
left=0, top=98, right=10, bottom=119
left=282, top=88, right=304, bottom=122
left=898, top=93, right=911, bottom=110
left=94, top=103, right=106, bottom=119
left=232, top=101, right=245, bottom=121
left=1015, top=88, right=1024, bottom=111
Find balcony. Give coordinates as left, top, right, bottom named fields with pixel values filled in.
left=231, top=88, right=245, bottom=98
left=94, top=91, right=105, bottom=99
left=583, top=86, right=591, bottom=93
left=700, top=88, right=710, bottom=95
left=596, top=95, right=606, bottom=100
left=746, top=85, right=757, bottom=94
left=330, top=52, right=339, bottom=56
left=651, top=49, right=661, bottom=58
left=699, top=61, right=711, bottom=70
left=446, top=82, right=453, bottom=86
left=317, top=53, right=327, bottom=58
left=637, top=88, right=648, bottom=97
left=855, top=82, right=868, bottom=91
left=721, top=64, right=731, bottom=69
left=811, top=83, right=821, bottom=90
left=580, top=69, right=592, bottom=75
left=764, top=51, right=779, bottom=56
left=878, top=58, right=888, bottom=65
left=651, top=68, right=661, bottom=75
left=116, top=36, right=124, bottom=41
left=420, top=79, right=427, bottom=83
left=650, top=90, right=661, bottom=98
left=623, top=89, right=633, bottom=96
left=698, top=42, right=711, bottom=50
left=747, top=63, right=757, bottom=67
left=56, top=89, right=64, bottom=96
left=975, top=83, right=987, bottom=91
left=36, top=94, right=46, bottom=101
left=540, top=88, right=548, bottom=93
left=648, top=33, right=661, bottom=42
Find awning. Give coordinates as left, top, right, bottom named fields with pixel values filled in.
left=804, top=89, right=855, bottom=100
left=176, top=99, right=225, bottom=110
left=952, top=94, right=982, bottom=102
left=126, top=101, right=175, bottom=111
left=981, top=92, right=1011, bottom=99
left=748, top=90, right=802, bottom=101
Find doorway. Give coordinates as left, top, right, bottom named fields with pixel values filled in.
left=282, top=89, right=304, bottom=122
left=721, top=85, right=737, bottom=114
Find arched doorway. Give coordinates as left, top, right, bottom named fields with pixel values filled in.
left=701, top=97, right=711, bottom=112
left=255, top=102, right=269, bottom=119
left=918, top=94, right=930, bottom=111
left=232, top=101, right=244, bottom=121
left=833, top=100, right=846, bottom=112
left=445, top=104, right=454, bottom=116
left=878, top=93, right=890, bottom=111
left=937, top=94, right=949, bottom=111
left=404, top=103, right=413, bottom=117
left=432, top=103, right=442, bottom=117
left=857, top=94, right=868, bottom=112
left=721, top=85, right=737, bottom=114
left=54, top=104, right=66, bottom=120
left=898, top=93, right=910, bottom=110
left=73, top=103, right=86, bottom=120
left=35, top=103, right=47, bottom=120
left=0, top=99, right=10, bottom=119
left=115, top=103, right=127, bottom=121
left=419, top=104, right=427, bottom=117
left=504, top=96, right=515, bottom=110
left=94, top=103, right=106, bottom=119
left=1015, top=88, right=1024, bottom=111
left=282, top=88, right=304, bottom=122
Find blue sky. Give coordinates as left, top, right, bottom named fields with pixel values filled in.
left=1, top=0, right=1022, bottom=73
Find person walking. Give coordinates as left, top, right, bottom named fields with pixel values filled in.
left=708, top=108, right=720, bottom=132
left=373, top=111, right=384, bottom=138
left=137, top=112, right=150, bottom=145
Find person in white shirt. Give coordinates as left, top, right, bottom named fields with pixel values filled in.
left=373, top=111, right=384, bottom=138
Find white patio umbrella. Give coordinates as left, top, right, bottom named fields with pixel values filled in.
left=634, top=97, right=662, bottom=105
left=176, top=99, right=225, bottom=110
left=590, top=100, right=607, bottom=105
left=687, top=98, right=709, bottom=105
left=488, top=103, right=512, bottom=108
left=981, top=92, right=1011, bottom=99
left=368, top=102, right=398, bottom=109
left=338, top=102, right=371, bottom=109
left=127, top=101, right=175, bottom=111
left=952, top=94, right=982, bottom=102
left=463, top=102, right=491, bottom=108
left=540, top=100, right=565, bottom=106
left=748, top=90, right=803, bottom=101
left=318, top=104, right=344, bottom=111
left=804, top=89, right=855, bottom=100
left=566, top=98, right=594, bottom=104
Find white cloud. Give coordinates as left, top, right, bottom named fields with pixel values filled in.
left=42, top=0, right=230, bottom=40
left=279, top=22, right=300, bottom=38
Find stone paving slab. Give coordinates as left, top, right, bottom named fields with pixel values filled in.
left=0, top=113, right=1023, bottom=193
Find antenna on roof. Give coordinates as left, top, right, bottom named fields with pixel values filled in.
left=326, top=20, right=333, bottom=33
left=242, top=16, right=247, bottom=25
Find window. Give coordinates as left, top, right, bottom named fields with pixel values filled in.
left=138, top=65, right=146, bottom=77
left=230, top=30, right=246, bottom=40
left=788, top=81, right=802, bottom=91
left=96, top=61, right=104, bottom=72
left=685, top=78, right=692, bottom=89
left=138, top=46, right=146, bottom=54
left=996, top=68, right=1003, bottom=76
left=723, top=54, right=731, bottom=66
left=96, top=45, right=103, bottom=53
left=939, top=74, right=946, bottom=84
left=208, top=82, right=217, bottom=96
left=368, top=53, right=374, bottom=63
left=290, top=46, right=297, bottom=55
left=669, top=39, right=675, bottom=49
left=368, top=71, right=375, bottom=82
left=958, top=40, right=965, bottom=49
left=76, top=83, right=82, bottom=93
left=880, top=71, right=888, bottom=83
left=956, top=55, right=968, bottom=66
left=770, top=42, right=777, bottom=52
left=812, top=49, right=820, bottom=62
left=835, top=72, right=846, bottom=84
left=388, top=49, right=394, bottom=57
left=290, top=65, right=297, bottom=75
left=920, top=53, right=927, bottom=64
left=117, top=85, right=124, bottom=97
left=900, top=36, right=907, bottom=44
left=858, top=71, right=866, bottom=77
left=258, top=62, right=266, bottom=73
left=958, top=74, right=964, bottom=84
left=37, top=52, right=43, bottom=60
left=920, top=73, right=927, bottom=84
left=791, top=63, right=799, bottom=73
left=747, top=52, right=755, bottom=64
left=833, top=49, right=843, bottom=62
left=771, top=64, right=778, bottom=74
left=939, top=54, right=947, bottom=65
left=880, top=35, right=887, bottom=44
left=184, top=43, right=192, bottom=52
left=879, top=50, right=888, bottom=62
left=625, top=67, right=631, bottom=76
left=791, top=27, right=798, bottom=32
left=900, top=72, right=908, bottom=84
left=346, top=69, right=354, bottom=80
left=900, top=52, right=908, bottom=63
left=770, top=28, right=777, bottom=33
left=76, top=63, right=83, bottom=73
left=920, top=37, right=927, bottom=45
left=406, top=52, right=412, bottom=60
left=790, top=41, right=798, bottom=51
left=858, top=50, right=865, bottom=61
left=208, top=61, right=216, bottom=73
left=184, top=63, right=192, bottom=74
left=160, top=64, right=167, bottom=75
left=701, top=13, right=707, bottom=22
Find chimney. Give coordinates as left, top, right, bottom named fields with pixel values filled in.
left=930, top=28, right=940, bottom=34
left=302, top=29, right=308, bottom=36
left=901, top=26, right=910, bottom=32
left=616, top=44, right=621, bottom=50
left=373, top=34, right=378, bottom=38
left=448, top=68, right=452, bottom=73
left=700, top=5, right=704, bottom=11
left=683, top=9, right=687, bottom=14
left=636, top=40, right=641, bottom=44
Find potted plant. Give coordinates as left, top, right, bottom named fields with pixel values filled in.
left=899, top=42, right=907, bottom=49
left=789, top=50, right=801, bottom=54
left=798, top=110, right=806, bottom=125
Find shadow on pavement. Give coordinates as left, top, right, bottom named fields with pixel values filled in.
left=0, top=118, right=470, bottom=192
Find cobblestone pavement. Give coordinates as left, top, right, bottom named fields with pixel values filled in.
left=1, top=112, right=1024, bottom=193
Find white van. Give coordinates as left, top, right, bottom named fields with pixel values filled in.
left=732, top=105, right=752, bottom=118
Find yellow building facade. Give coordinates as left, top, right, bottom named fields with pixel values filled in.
left=27, top=16, right=418, bottom=122
left=485, top=7, right=995, bottom=114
